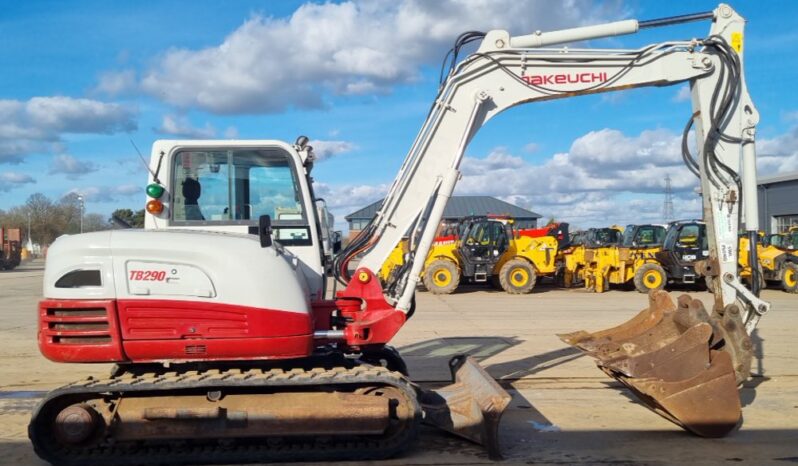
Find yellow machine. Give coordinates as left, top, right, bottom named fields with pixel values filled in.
left=584, top=224, right=668, bottom=293
left=382, top=217, right=567, bottom=295
left=556, top=230, right=591, bottom=288
left=740, top=228, right=798, bottom=293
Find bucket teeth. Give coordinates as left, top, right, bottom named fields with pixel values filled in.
left=421, top=355, right=512, bottom=460
left=560, top=291, right=743, bottom=438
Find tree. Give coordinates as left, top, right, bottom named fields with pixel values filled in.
left=83, top=213, right=108, bottom=232
left=58, top=193, right=83, bottom=235
left=110, top=208, right=145, bottom=228
left=26, top=193, right=64, bottom=245
left=0, top=193, right=113, bottom=246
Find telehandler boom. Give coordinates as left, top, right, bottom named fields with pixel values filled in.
left=32, top=4, right=768, bottom=464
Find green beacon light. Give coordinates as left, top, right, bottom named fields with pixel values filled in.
left=146, top=183, right=165, bottom=199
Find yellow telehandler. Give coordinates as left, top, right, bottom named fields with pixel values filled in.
left=739, top=227, right=798, bottom=293
left=584, top=224, right=668, bottom=293
left=381, top=217, right=568, bottom=295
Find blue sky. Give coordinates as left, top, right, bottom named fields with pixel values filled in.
left=2, top=0, right=797, bottom=230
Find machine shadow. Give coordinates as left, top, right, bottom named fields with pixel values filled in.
left=398, top=336, right=583, bottom=382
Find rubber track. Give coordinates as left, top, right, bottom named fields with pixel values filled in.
left=29, top=365, right=421, bottom=466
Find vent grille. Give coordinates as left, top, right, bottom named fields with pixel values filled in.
left=45, top=306, right=111, bottom=346
left=184, top=345, right=207, bottom=355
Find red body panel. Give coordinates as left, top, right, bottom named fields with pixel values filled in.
left=517, top=226, right=553, bottom=238
left=123, top=336, right=312, bottom=361
left=116, top=300, right=311, bottom=340
left=39, top=271, right=407, bottom=363
left=39, top=299, right=314, bottom=363
left=39, top=299, right=125, bottom=363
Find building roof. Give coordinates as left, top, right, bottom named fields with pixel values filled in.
left=345, top=195, right=542, bottom=221
left=758, top=170, right=798, bottom=186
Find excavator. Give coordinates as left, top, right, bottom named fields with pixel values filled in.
left=31, top=4, right=770, bottom=465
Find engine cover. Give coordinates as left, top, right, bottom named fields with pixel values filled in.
left=40, top=229, right=315, bottom=363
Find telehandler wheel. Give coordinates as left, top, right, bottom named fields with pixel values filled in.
left=633, top=263, right=667, bottom=293
left=422, top=259, right=460, bottom=294
left=782, top=262, right=798, bottom=293
left=499, top=259, right=537, bottom=294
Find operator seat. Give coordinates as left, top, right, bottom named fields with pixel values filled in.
left=182, top=177, right=205, bottom=221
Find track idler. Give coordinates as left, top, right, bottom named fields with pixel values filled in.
left=422, top=355, right=512, bottom=459
left=559, top=291, right=750, bottom=438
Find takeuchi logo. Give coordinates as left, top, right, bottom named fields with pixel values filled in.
left=521, top=72, right=608, bottom=86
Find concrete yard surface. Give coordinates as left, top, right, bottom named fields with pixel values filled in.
left=1, top=260, right=796, bottom=465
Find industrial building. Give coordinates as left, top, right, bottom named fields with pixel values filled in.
left=345, top=195, right=542, bottom=240
left=757, top=170, right=798, bottom=234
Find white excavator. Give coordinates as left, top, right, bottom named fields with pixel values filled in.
left=31, top=4, right=769, bottom=465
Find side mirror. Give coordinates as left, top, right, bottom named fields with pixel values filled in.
left=259, top=215, right=273, bottom=248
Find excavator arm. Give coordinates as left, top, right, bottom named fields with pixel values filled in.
left=337, top=3, right=767, bottom=438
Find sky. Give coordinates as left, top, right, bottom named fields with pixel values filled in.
left=2, top=0, right=797, bottom=231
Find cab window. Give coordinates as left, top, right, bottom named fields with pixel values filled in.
left=171, top=148, right=311, bottom=245
left=677, top=225, right=700, bottom=246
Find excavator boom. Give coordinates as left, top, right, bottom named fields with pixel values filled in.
left=341, top=2, right=768, bottom=439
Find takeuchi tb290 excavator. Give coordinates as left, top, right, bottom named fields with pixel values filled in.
left=31, top=4, right=770, bottom=465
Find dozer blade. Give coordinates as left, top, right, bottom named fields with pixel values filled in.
left=421, top=355, right=512, bottom=460
left=560, top=291, right=744, bottom=438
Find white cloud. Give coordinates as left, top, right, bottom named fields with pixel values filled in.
left=0, top=97, right=137, bottom=163
left=522, top=142, right=540, bottom=154
left=758, top=125, right=798, bottom=174
left=461, top=147, right=525, bottom=175
left=131, top=0, right=625, bottom=114
left=672, top=85, right=691, bottom=103
left=455, top=127, right=702, bottom=227
left=94, top=70, right=137, bottom=96
left=310, top=140, right=356, bottom=161
left=66, top=184, right=141, bottom=203
left=0, top=172, right=35, bottom=192
left=155, top=115, right=216, bottom=138
left=313, top=180, right=389, bottom=230
left=313, top=122, right=798, bottom=229
left=49, top=154, right=98, bottom=179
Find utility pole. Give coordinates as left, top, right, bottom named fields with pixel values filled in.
left=77, top=195, right=84, bottom=233
left=663, top=174, right=674, bottom=223
left=26, top=211, right=33, bottom=253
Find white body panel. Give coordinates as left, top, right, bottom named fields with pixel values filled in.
left=44, top=230, right=311, bottom=315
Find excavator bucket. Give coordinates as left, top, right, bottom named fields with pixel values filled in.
left=559, top=291, right=744, bottom=438
left=421, top=355, right=512, bottom=459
